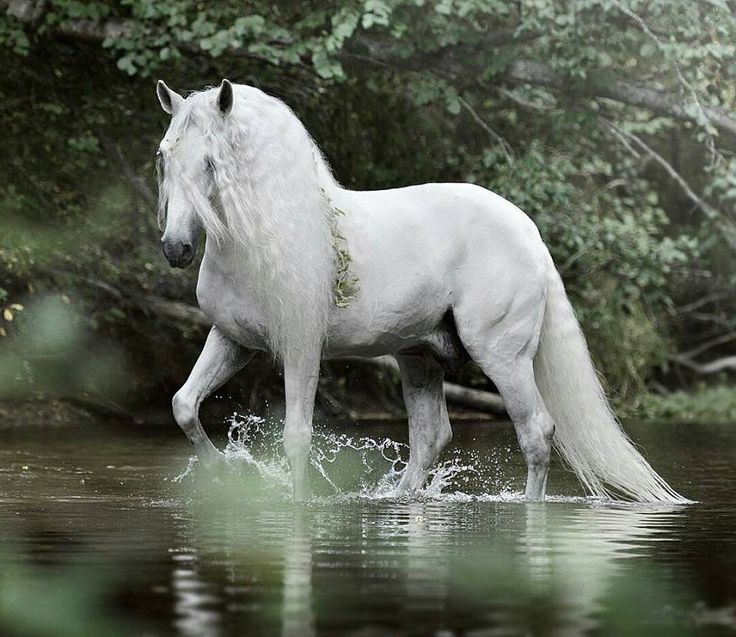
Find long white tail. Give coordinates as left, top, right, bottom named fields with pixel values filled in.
left=533, top=264, right=688, bottom=503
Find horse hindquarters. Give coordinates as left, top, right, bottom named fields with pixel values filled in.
left=454, top=254, right=687, bottom=503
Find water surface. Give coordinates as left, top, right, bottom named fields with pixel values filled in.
left=0, top=416, right=734, bottom=636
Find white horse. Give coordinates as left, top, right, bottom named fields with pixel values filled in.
left=155, top=79, right=687, bottom=503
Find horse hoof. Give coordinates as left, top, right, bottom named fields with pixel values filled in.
left=201, top=450, right=229, bottom=475
left=396, top=468, right=427, bottom=497
left=395, top=481, right=421, bottom=498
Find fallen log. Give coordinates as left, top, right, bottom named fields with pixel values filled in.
left=670, top=353, right=736, bottom=375
left=356, top=356, right=506, bottom=415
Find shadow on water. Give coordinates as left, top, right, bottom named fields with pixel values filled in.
left=0, top=417, right=734, bottom=635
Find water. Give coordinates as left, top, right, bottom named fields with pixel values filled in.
left=0, top=416, right=734, bottom=636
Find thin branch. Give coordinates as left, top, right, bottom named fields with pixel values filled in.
left=612, top=122, right=718, bottom=215
left=670, top=353, right=736, bottom=375
left=603, top=123, right=641, bottom=158
left=356, top=356, right=506, bottom=415
left=690, top=311, right=732, bottom=327
left=600, top=117, right=736, bottom=250
left=495, top=87, right=553, bottom=112
left=680, top=330, right=736, bottom=359
left=457, top=95, right=514, bottom=163
left=609, top=0, right=720, bottom=160
left=99, top=135, right=156, bottom=207
left=558, top=247, right=588, bottom=274
left=674, top=291, right=731, bottom=315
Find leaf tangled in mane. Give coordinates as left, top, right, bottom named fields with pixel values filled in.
left=322, top=189, right=359, bottom=308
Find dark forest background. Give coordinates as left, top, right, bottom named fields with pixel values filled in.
left=1, top=0, right=735, bottom=423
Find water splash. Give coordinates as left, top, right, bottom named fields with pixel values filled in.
left=173, top=455, right=199, bottom=484
left=173, top=412, right=521, bottom=501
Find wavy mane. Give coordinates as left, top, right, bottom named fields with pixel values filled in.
left=159, top=85, right=340, bottom=361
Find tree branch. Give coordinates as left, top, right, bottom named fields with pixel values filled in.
left=6, top=1, right=736, bottom=139
left=505, top=60, right=736, bottom=138
left=99, top=135, right=156, bottom=207
left=457, top=95, right=514, bottom=163
left=670, top=353, right=736, bottom=375
left=679, top=330, right=736, bottom=359
left=366, top=356, right=506, bottom=415
left=600, top=117, right=736, bottom=249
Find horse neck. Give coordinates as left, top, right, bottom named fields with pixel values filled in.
left=201, top=183, right=334, bottom=294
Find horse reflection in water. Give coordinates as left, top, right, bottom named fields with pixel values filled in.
left=281, top=512, right=315, bottom=637
left=164, top=496, right=682, bottom=635
left=517, top=504, right=683, bottom=633
left=154, top=78, right=686, bottom=504
left=396, top=502, right=683, bottom=633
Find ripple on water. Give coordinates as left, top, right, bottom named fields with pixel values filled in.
left=1, top=416, right=732, bottom=636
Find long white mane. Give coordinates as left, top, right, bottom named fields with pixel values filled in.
left=159, top=84, right=339, bottom=361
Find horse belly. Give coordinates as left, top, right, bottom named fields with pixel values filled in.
left=324, top=277, right=451, bottom=359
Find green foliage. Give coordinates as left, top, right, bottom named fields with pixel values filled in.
left=0, top=295, right=130, bottom=402
left=327, top=204, right=361, bottom=309
left=0, top=547, right=135, bottom=637
left=643, top=385, right=736, bottom=423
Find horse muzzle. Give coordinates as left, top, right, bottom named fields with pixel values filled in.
left=162, top=239, right=195, bottom=268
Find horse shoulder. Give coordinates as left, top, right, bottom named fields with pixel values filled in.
left=195, top=254, right=269, bottom=350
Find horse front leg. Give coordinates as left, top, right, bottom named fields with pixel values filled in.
left=282, top=350, right=321, bottom=502
left=172, top=326, right=252, bottom=469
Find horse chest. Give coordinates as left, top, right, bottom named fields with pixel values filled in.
left=196, top=264, right=269, bottom=351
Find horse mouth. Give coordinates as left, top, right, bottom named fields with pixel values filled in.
left=169, top=257, right=193, bottom=269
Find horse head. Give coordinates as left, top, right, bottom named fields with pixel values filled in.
left=155, top=79, right=233, bottom=268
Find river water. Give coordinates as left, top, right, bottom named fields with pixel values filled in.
left=0, top=416, right=734, bottom=636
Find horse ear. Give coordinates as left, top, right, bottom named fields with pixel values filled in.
left=157, top=80, right=183, bottom=116
left=218, top=79, right=234, bottom=116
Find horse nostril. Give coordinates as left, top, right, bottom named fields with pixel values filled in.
left=161, top=239, right=193, bottom=267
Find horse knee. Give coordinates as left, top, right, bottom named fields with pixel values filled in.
left=172, top=390, right=196, bottom=428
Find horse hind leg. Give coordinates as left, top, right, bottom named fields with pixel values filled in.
left=395, top=352, right=453, bottom=494
left=454, top=306, right=555, bottom=500
left=494, top=360, right=555, bottom=500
